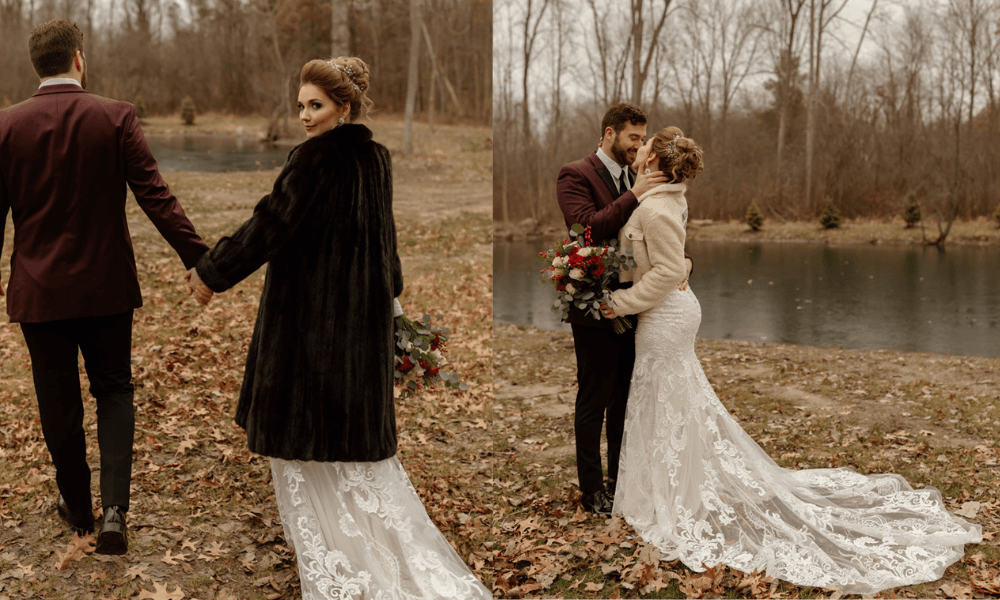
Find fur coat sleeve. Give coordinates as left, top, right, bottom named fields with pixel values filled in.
left=195, top=124, right=404, bottom=462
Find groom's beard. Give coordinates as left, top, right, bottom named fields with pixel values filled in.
left=610, top=133, right=635, bottom=168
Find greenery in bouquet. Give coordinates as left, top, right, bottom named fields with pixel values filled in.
left=394, top=313, right=467, bottom=397
left=537, top=223, right=636, bottom=334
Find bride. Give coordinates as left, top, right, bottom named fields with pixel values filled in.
left=188, top=57, right=491, bottom=599
left=599, top=126, right=981, bottom=595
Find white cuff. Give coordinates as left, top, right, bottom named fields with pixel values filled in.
left=393, top=298, right=404, bottom=317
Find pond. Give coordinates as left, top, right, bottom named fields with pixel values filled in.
left=494, top=239, right=1000, bottom=358
left=145, top=134, right=290, bottom=172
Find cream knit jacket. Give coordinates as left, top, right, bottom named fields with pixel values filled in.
left=610, top=183, right=688, bottom=316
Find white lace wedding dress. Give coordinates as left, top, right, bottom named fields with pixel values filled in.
left=271, top=457, right=492, bottom=599
left=613, top=285, right=982, bottom=595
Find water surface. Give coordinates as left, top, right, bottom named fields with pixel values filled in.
left=145, top=134, right=289, bottom=172
left=494, top=239, right=1000, bottom=358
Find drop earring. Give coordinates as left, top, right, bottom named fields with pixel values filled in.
left=337, top=116, right=345, bottom=125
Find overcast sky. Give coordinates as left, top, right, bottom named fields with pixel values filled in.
left=494, top=0, right=929, bottom=111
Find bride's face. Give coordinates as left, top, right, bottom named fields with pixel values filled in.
left=298, top=83, right=348, bottom=138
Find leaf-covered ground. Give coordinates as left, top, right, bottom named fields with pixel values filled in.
left=0, top=120, right=493, bottom=599
left=494, top=323, right=1000, bottom=599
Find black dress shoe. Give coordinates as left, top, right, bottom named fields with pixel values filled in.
left=580, top=489, right=614, bottom=516
left=606, top=477, right=617, bottom=497
left=56, top=495, right=94, bottom=535
left=95, top=506, right=128, bottom=555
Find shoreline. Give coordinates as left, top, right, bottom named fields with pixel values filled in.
left=492, top=319, right=1000, bottom=361
left=494, top=217, right=1000, bottom=246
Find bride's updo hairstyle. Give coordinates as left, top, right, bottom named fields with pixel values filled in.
left=299, top=56, right=374, bottom=122
left=650, top=126, right=704, bottom=183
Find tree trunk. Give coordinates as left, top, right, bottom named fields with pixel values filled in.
left=631, top=0, right=644, bottom=105
left=403, top=0, right=422, bottom=156
left=330, top=0, right=350, bottom=56
left=804, top=0, right=816, bottom=214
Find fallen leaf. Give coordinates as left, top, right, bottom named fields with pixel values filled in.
left=54, top=533, right=95, bottom=570
left=136, top=581, right=185, bottom=600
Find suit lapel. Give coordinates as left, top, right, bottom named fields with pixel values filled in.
left=589, top=154, right=620, bottom=198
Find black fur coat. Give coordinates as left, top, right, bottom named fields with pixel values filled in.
left=195, top=124, right=404, bottom=462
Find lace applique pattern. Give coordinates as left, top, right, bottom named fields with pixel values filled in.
left=272, top=457, right=492, bottom=599
left=613, top=287, right=981, bottom=595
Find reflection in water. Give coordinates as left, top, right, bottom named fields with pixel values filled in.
left=146, top=134, right=290, bottom=172
left=494, top=239, right=1000, bottom=357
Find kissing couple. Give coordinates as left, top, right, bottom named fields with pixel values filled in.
left=0, top=18, right=490, bottom=599
left=556, top=102, right=981, bottom=595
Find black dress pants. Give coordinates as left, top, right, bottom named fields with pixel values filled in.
left=20, top=310, right=135, bottom=513
left=571, top=323, right=636, bottom=494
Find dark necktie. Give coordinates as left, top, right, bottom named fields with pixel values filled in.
left=619, top=170, right=630, bottom=194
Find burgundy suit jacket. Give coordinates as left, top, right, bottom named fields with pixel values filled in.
left=557, top=152, right=639, bottom=244
left=0, top=83, right=208, bottom=322
left=556, top=152, right=640, bottom=327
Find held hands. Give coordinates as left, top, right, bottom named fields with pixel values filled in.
left=631, top=168, right=668, bottom=198
left=184, top=268, right=214, bottom=305
left=599, top=301, right=616, bottom=319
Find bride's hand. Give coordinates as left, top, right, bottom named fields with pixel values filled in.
left=678, top=257, right=693, bottom=290
left=632, top=168, right=667, bottom=198
left=600, top=302, right=616, bottom=319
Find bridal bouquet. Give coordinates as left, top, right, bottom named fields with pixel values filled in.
left=538, top=224, right=635, bottom=334
left=394, top=313, right=468, bottom=397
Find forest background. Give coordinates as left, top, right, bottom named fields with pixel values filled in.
left=0, top=0, right=492, bottom=137
left=494, top=0, right=1000, bottom=229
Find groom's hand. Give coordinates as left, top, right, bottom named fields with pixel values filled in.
left=632, top=168, right=668, bottom=198
left=184, top=268, right=214, bottom=305
left=600, top=301, right=616, bottom=319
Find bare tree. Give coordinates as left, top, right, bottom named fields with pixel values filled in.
left=628, top=0, right=673, bottom=105
left=762, top=0, right=807, bottom=195
left=518, top=0, right=552, bottom=142
left=803, top=0, right=849, bottom=213
left=330, top=0, right=349, bottom=56
left=713, top=0, right=764, bottom=148
left=585, top=0, right=631, bottom=106
left=403, top=0, right=422, bottom=155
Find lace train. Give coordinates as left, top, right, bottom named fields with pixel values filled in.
left=613, top=287, right=982, bottom=595
left=271, top=456, right=492, bottom=600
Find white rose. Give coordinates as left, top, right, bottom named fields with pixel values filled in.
left=578, top=247, right=593, bottom=257
left=565, top=283, right=577, bottom=294
left=553, top=256, right=568, bottom=268
left=569, top=268, right=585, bottom=280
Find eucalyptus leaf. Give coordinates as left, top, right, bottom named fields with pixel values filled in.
left=570, top=223, right=585, bottom=235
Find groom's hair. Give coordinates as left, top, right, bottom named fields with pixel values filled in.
left=601, top=103, right=647, bottom=135
left=29, top=19, right=84, bottom=78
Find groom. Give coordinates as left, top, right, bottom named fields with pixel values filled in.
left=556, top=103, right=669, bottom=515
left=0, top=19, right=209, bottom=553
